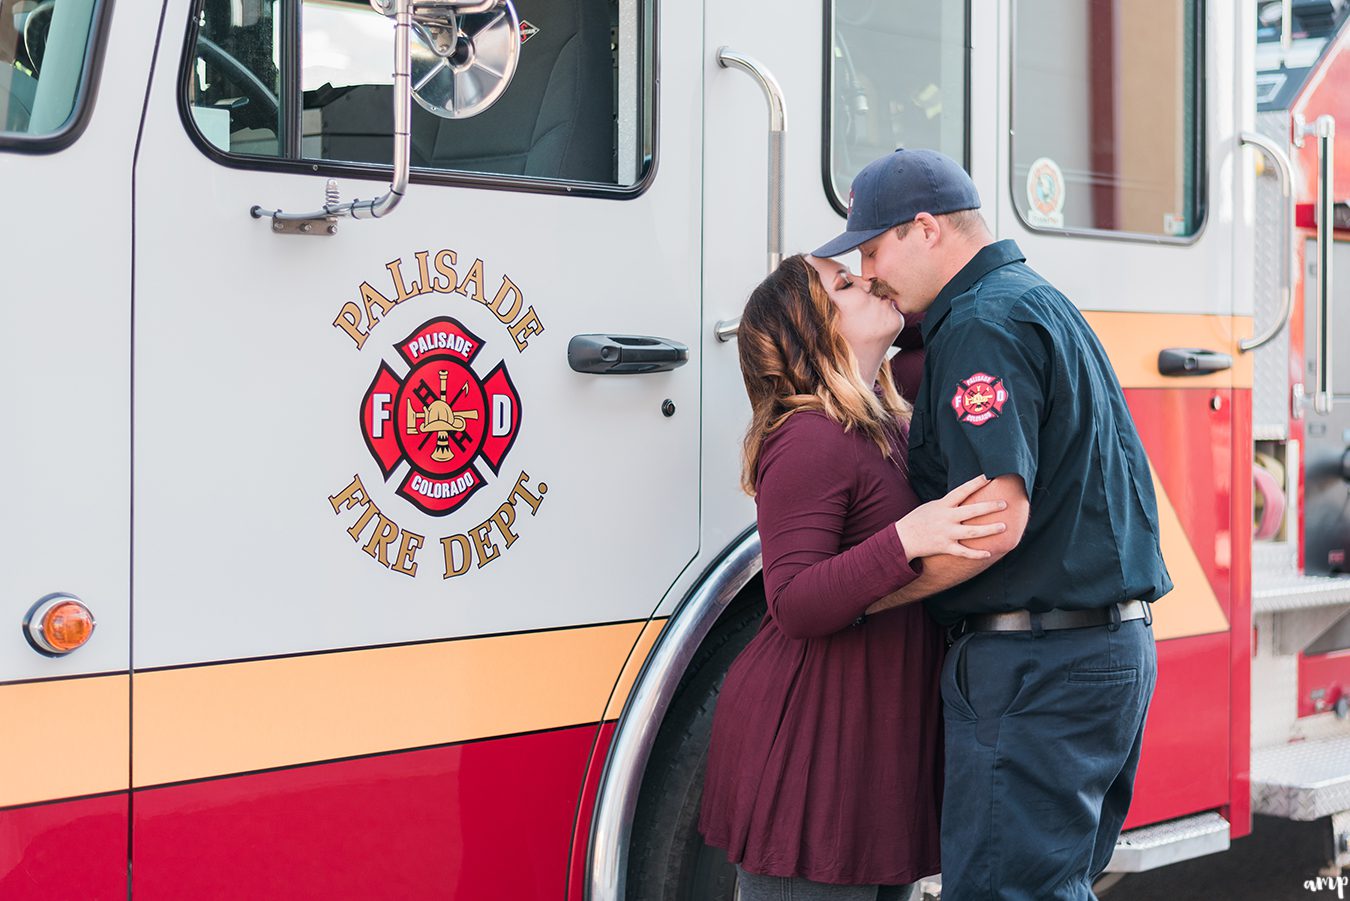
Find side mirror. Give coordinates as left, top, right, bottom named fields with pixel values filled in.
left=371, top=0, right=521, bottom=119
left=252, top=0, right=522, bottom=235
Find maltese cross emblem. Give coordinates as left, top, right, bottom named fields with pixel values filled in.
left=360, top=317, right=522, bottom=516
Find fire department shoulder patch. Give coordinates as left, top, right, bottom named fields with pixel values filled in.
left=951, top=372, right=1008, bottom=426
left=360, top=316, right=522, bottom=517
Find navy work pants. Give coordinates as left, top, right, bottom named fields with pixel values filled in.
left=938, top=617, right=1157, bottom=901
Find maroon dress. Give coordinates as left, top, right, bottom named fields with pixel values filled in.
left=699, top=410, right=944, bottom=886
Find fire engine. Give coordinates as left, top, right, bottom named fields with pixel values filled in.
left=2, top=0, right=1348, bottom=897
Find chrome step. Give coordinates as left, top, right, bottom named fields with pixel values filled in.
left=1252, top=735, right=1350, bottom=820
left=1253, top=567, right=1350, bottom=613
left=1253, top=542, right=1350, bottom=613
left=1103, top=811, right=1231, bottom=873
left=915, top=810, right=1233, bottom=894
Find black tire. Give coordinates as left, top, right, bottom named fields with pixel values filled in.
left=625, top=582, right=766, bottom=901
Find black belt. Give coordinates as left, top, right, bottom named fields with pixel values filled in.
left=963, top=600, right=1150, bottom=633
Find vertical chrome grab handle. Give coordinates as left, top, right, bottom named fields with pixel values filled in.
left=713, top=48, right=787, bottom=342
left=1239, top=132, right=1296, bottom=352
left=1300, top=115, right=1337, bottom=413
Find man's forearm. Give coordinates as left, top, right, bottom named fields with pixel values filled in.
left=867, top=474, right=1029, bottom=615
left=865, top=553, right=996, bottom=615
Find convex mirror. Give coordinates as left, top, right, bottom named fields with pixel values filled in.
left=370, top=0, right=521, bottom=119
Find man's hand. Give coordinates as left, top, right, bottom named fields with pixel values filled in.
left=868, top=474, right=1030, bottom=615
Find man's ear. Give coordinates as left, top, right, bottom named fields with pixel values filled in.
left=913, top=212, right=941, bottom=245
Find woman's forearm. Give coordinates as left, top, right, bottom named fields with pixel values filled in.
left=768, top=524, right=921, bottom=638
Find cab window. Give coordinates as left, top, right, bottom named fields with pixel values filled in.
left=184, top=0, right=655, bottom=190
left=1, top=0, right=103, bottom=143
left=825, top=0, right=968, bottom=211
left=1011, top=0, right=1203, bottom=238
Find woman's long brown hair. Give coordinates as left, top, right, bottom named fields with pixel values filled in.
left=738, top=254, right=910, bottom=495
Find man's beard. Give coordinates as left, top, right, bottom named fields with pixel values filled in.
left=868, top=277, right=901, bottom=300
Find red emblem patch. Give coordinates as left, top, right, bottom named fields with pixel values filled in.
left=951, top=372, right=1008, bottom=426
left=520, top=20, right=540, bottom=44
left=360, top=316, right=522, bottom=516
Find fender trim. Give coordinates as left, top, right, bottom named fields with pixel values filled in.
left=585, top=527, right=761, bottom=901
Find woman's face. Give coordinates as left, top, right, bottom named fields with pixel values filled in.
left=805, top=255, right=905, bottom=364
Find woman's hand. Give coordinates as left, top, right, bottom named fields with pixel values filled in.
left=894, top=474, right=1009, bottom=560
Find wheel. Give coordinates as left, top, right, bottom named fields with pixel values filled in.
left=624, top=588, right=1125, bottom=901
left=625, top=585, right=765, bottom=901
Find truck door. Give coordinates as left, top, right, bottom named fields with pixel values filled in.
left=0, top=2, right=143, bottom=898
left=997, top=0, right=1253, bottom=846
left=701, top=0, right=989, bottom=511
left=129, top=0, right=701, bottom=896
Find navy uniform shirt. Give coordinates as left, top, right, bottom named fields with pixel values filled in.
left=908, top=240, right=1173, bottom=626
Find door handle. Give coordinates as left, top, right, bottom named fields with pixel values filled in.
left=713, top=47, right=788, bottom=343
left=1158, top=348, right=1233, bottom=376
left=568, top=334, right=689, bottom=374
left=1238, top=132, right=1295, bottom=352
left=1297, top=113, right=1337, bottom=413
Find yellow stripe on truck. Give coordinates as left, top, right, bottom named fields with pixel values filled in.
left=1148, top=466, right=1231, bottom=641
left=132, top=621, right=649, bottom=788
left=1083, top=312, right=1254, bottom=389
left=0, top=620, right=665, bottom=807
left=0, top=675, right=129, bottom=809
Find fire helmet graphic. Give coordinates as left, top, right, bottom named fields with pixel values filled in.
left=360, top=317, right=522, bottom=516
left=951, top=372, right=1008, bottom=427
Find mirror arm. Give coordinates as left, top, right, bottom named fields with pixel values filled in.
left=250, top=0, right=412, bottom=235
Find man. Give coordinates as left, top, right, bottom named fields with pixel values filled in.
left=813, top=149, right=1172, bottom=900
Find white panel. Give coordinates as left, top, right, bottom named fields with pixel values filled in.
left=132, top=0, right=704, bottom=666
left=0, top=4, right=159, bottom=683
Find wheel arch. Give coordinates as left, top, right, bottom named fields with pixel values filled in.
left=584, top=526, right=763, bottom=901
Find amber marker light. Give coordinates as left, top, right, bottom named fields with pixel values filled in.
left=25, top=595, right=96, bottom=656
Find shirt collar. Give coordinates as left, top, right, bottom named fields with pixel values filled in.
left=920, top=240, right=1026, bottom=343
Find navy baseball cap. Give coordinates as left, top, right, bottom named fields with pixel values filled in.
left=813, top=149, right=981, bottom=258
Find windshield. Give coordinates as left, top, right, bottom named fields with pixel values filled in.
left=2, top=0, right=100, bottom=140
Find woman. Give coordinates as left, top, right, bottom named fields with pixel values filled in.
left=699, top=254, right=1006, bottom=900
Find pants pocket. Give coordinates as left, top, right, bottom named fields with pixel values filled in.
left=941, top=632, right=978, bottom=720
left=1067, top=666, right=1138, bottom=685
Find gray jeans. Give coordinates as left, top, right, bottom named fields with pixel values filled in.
left=735, top=867, right=916, bottom=901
